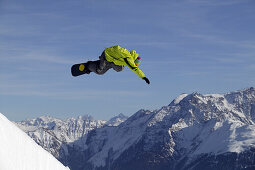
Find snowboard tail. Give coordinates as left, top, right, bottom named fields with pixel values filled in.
left=71, top=62, right=90, bottom=77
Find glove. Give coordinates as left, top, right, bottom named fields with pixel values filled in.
left=143, top=77, right=150, bottom=84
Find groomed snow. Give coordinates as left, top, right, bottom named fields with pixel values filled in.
left=0, top=113, right=69, bottom=170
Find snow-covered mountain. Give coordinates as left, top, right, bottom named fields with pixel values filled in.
left=62, top=87, right=255, bottom=170
left=105, top=113, right=128, bottom=126
left=15, top=114, right=127, bottom=159
left=15, top=87, right=255, bottom=170
left=0, top=113, right=69, bottom=170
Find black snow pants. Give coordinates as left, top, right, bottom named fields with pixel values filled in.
left=87, top=51, right=124, bottom=75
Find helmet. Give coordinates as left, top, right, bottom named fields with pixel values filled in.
left=134, top=56, right=141, bottom=66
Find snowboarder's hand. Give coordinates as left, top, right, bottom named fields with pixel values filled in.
left=143, top=77, right=150, bottom=84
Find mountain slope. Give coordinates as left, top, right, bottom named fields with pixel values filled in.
left=74, top=87, right=255, bottom=170
left=14, top=87, right=255, bottom=170
left=15, top=114, right=128, bottom=161
left=105, top=113, right=128, bottom=126
left=15, top=115, right=106, bottom=159
left=0, top=113, right=69, bottom=170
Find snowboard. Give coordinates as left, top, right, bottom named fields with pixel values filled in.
left=71, top=62, right=90, bottom=77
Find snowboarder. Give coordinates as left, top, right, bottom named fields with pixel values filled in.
left=71, top=45, right=150, bottom=84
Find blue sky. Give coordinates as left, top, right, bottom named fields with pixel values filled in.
left=0, top=0, right=255, bottom=121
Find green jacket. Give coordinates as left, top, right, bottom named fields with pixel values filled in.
left=104, top=45, right=145, bottom=79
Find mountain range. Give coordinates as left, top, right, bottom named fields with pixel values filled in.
left=15, top=113, right=128, bottom=159
left=15, top=87, right=255, bottom=170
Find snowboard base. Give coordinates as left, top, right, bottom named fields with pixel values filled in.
left=71, top=62, right=90, bottom=77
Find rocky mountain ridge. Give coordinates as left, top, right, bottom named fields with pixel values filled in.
left=15, top=113, right=128, bottom=158
left=16, top=87, right=255, bottom=170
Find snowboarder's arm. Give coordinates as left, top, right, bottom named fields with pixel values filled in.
left=124, top=57, right=145, bottom=79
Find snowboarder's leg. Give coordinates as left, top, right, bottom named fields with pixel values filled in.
left=111, top=63, right=124, bottom=72
left=87, top=58, right=111, bottom=75
left=99, top=52, right=124, bottom=73
left=97, top=52, right=109, bottom=73
left=86, top=51, right=124, bottom=75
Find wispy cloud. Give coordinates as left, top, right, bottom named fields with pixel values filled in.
left=186, top=33, right=237, bottom=45
left=0, top=46, right=84, bottom=66
left=185, top=32, right=255, bottom=51
left=16, top=52, right=76, bottom=65
left=0, top=86, right=149, bottom=99
left=187, top=0, right=250, bottom=6
left=214, top=57, right=245, bottom=63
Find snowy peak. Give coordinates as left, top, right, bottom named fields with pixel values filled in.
left=17, top=115, right=62, bottom=130
left=15, top=115, right=107, bottom=159
left=224, top=87, right=255, bottom=106
left=106, top=113, right=128, bottom=126
left=172, top=87, right=255, bottom=106
left=166, top=87, right=255, bottom=124
left=15, top=113, right=129, bottom=160
left=76, top=115, right=94, bottom=121
left=0, top=113, right=69, bottom=170
left=152, top=87, right=255, bottom=154
left=82, top=88, right=255, bottom=169
left=16, top=114, right=106, bottom=138
left=169, top=93, right=188, bottom=105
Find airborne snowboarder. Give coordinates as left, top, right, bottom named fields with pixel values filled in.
left=71, top=45, right=150, bottom=84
